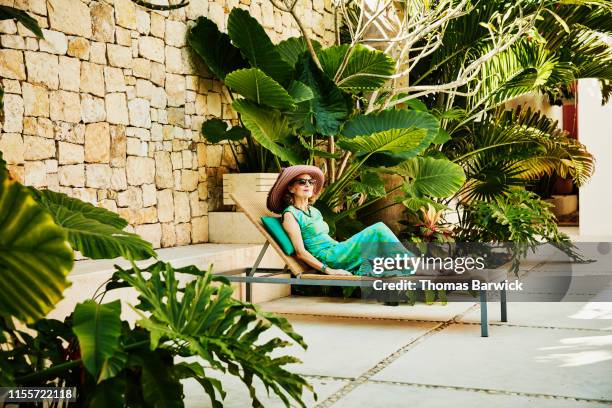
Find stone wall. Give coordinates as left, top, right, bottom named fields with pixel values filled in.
left=0, top=0, right=335, bottom=248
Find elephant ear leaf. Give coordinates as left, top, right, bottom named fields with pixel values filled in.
left=233, top=99, right=302, bottom=164
left=276, top=36, right=322, bottom=68
left=30, top=189, right=156, bottom=261
left=318, top=44, right=395, bottom=93
left=287, top=81, right=314, bottom=103
left=350, top=171, right=386, bottom=198
left=72, top=300, right=123, bottom=382
left=202, top=118, right=249, bottom=143
left=227, top=8, right=292, bottom=85
left=293, top=54, right=351, bottom=136
left=0, top=165, right=73, bottom=324
left=225, top=68, right=295, bottom=109
left=341, top=109, right=440, bottom=166
left=187, top=16, right=248, bottom=80
left=394, top=157, right=466, bottom=198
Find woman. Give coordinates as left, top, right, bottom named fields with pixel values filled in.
left=266, top=165, right=416, bottom=277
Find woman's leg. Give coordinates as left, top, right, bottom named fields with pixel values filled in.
left=321, top=222, right=415, bottom=277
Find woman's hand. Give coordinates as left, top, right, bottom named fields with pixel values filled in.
left=324, top=268, right=353, bottom=276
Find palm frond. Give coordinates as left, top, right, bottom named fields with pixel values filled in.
left=447, top=105, right=594, bottom=201
left=463, top=40, right=560, bottom=118
left=506, top=106, right=594, bottom=185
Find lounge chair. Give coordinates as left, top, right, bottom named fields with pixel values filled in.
left=216, top=191, right=509, bottom=337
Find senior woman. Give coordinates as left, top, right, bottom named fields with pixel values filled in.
left=266, top=165, right=416, bottom=277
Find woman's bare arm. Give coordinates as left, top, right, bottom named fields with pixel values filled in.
left=282, top=212, right=352, bottom=276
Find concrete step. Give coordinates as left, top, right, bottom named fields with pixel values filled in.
left=46, top=244, right=290, bottom=324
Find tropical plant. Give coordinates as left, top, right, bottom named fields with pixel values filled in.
left=1, top=261, right=315, bottom=407
left=297, top=0, right=611, bottom=273
left=187, top=7, right=465, bottom=238
left=29, top=188, right=156, bottom=261
left=407, top=0, right=605, bottom=199
left=456, top=188, right=589, bottom=274
left=416, top=0, right=606, bottom=263
left=399, top=204, right=454, bottom=243
left=0, top=154, right=74, bottom=324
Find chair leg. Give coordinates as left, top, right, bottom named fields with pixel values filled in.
left=480, top=290, right=488, bottom=337
left=246, top=242, right=269, bottom=302
left=500, top=281, right=508, bottom=322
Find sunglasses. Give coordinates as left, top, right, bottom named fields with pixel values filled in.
left=292, top=178, right=317, bottom=186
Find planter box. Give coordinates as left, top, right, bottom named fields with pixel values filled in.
left=222, top=173, right=279, bottom=206
left=549, top=194, right=578, bottom=216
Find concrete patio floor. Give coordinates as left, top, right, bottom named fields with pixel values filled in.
left=181, top=256, right=612, bottom=408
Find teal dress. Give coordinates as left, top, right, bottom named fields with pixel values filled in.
left=282, top=205, right=415, bottom=277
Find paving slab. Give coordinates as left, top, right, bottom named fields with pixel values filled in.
left=256, top=314, right=439, bottom=378
left=371, top=324, right=612, bottom=401
left=459, top=301, right=612, bottom=331
left=259, top=295, right=477, bottom=322
left=331, top=382, right=612, bottom=408
left=505, top=265, right=612, bottom=302
left=183, top=372, right=345, bottom=408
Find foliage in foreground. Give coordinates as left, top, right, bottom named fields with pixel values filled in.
left=1, top=261, right=315, bottom=407
left=457, top=188, right=590, bottom=273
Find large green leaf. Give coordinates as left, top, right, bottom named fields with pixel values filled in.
left=318, top=44, right=395, bottom=93
left=343, top=109, right=439, bottom=138
left=337, top=128, right=431, bottom=156
left=175, top=361, right=226, bottom=408
left=276, top=37, right=322, bottom=68
left=0, top=165, right=73, bottom=323
left=110, top=261, right=313, bottom=408
left=233, top=99, right=302, bottom=164
left=401, top=195, right=446, bottom=213
left=292, top=55, right=351, bottom=136
left=393, top=157, right=466, bottom=198
left=227, top=8, right=292, bottom=85
left=341, top=109, right=440, bottom=164
left=135, top=349, right=184, bottom=408
left=287, top=81, right=314, bottom=103
left=0, top=5, right=43, bottom=38
left=225, top=68, right=295, bottom=109
left=350, top=171, right=386, bottom=198
left=202, top=118, right=249, bottom=143
left=72, top=300, right=123, bottom=382
left=187, top=16, right=248, bottom=80
left=31, top=189, right=156, bottom=261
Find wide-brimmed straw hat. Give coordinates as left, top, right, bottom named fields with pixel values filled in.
left=266, top=165, right=325, bottom=214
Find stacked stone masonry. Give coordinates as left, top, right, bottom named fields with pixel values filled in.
left=0, top=0, right=335, bottom=248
